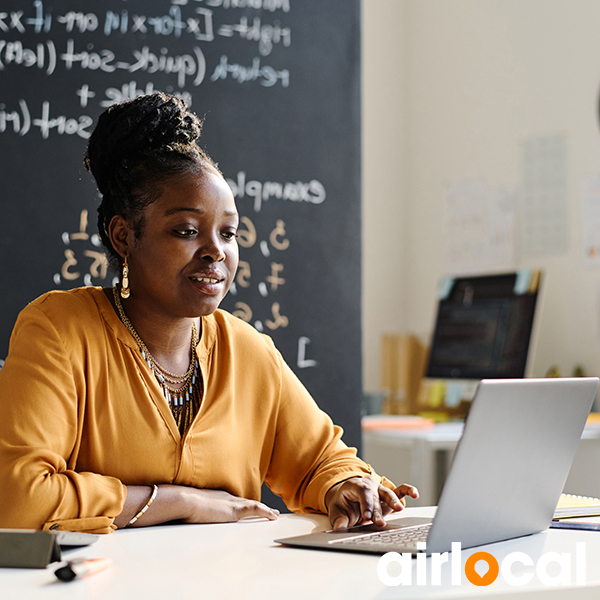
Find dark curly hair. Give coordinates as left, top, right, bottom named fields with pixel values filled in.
left=84, top=92, right=220, bottom=270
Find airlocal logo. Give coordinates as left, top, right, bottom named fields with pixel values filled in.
left=377, top=542, right=586, bottom=587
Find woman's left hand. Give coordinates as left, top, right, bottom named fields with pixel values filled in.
left=325, top=476, right=419, bottom=529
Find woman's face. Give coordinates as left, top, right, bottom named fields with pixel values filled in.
left=125, top=170, right=239, bottom=320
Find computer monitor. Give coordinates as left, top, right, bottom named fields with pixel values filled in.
left=426, top=271, right=541, bottom=380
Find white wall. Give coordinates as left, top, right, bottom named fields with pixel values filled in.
left=361, top=0, right=409, bottom=391
left=362, top=0, right=600, bottom=391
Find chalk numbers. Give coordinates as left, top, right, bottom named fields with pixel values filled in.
left=53, top=211, right=316, bottom=368
left=236, top=260, right=251, bottom=288
left=55, top=212, right=291, bottom=320
left=230, top=216, right=290, bottom=332
left=54, top=209, right=109, bottom=287
left=237, top=216, right=257, bottom=248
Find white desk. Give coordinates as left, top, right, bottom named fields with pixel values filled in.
left=363, top=422, right=600, bottom=506
left=2, top=510, right=600, bottom=600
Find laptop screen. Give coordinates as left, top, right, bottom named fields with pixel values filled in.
left=426, top=271, right=541, bottom=380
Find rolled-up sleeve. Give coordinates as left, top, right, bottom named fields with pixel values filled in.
left=264, top=348, right=394, bottom=514
left=0, top=304, right=125, bottom=533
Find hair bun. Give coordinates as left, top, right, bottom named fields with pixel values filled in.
left=84, top=93, right=203, bottom=194
left=131, top=95, right=203, bottom=151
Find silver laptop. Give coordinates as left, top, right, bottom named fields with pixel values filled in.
left=276, top=377, right=599, bottom=555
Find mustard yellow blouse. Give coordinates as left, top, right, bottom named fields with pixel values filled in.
left=0, top=287, right=384, bottom=533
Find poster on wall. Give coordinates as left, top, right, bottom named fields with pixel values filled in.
left=444, top=177, right=516, bottom=274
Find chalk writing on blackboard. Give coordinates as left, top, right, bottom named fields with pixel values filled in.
left=0, top=98, right=93, bottom=138
left=224, top=213, right=291, bottom=329
left=54, top=209, right=108, bottom=287
left=187, top=1, right=290, bottom=14
left=52, top=205, right=316, bottom=369
left=298, top=337, right=318, bottom=369
left=3, top=0, right=345, bottom=381
left=1, top=0, right=296, bottom=141
left=227, top=172, right=326, bottom=212
left=3, top=3, right=290, bottom=42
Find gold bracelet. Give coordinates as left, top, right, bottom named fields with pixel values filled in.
left=127, top=484, right=158, bottom=527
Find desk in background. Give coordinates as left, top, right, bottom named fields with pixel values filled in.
left=363, top=421, right=600, bottom=506
left=2, top=510, right=600, bottom=600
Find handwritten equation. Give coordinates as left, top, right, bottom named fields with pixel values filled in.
left=1, top=2, right=290, bottom=50
left=0, top=1, right=293, bottom=141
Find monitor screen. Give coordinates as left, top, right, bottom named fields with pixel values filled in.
left=426, top=272, right=540, bottom=380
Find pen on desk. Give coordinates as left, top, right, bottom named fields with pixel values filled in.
left=54, top=557, right=113, bottom=582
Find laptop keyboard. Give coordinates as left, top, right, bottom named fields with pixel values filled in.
left=328, top=523, right=432, bottom=547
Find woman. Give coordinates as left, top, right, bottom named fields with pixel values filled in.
left=0, top=93, right=417, bottom=533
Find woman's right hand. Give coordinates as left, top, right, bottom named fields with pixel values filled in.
left=115, top=484, right=279, bottom=529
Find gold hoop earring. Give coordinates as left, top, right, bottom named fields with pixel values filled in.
left=121, top=257, right=131, bottom=299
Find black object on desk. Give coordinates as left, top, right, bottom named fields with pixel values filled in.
left=0, top=530, right=61, bottom=568
left=0, top=529, right=98, bottom=568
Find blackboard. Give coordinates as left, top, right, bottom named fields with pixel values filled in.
left=0, top=1, right=363, bottom=489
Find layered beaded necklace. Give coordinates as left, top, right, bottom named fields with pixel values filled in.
left=113, top=285, right=202, bottom=434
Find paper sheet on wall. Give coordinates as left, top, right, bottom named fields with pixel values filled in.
left=489, top=186, right=517, bottom=266
left=444, top=177, right=516, bottom=274
left=519, top=133, right=568, bottom=256
left=597, top=284, right=600, bottom=351
left=581, top=177, right=600, bottom=266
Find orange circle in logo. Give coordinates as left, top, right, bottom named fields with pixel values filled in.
left=465, top=552, right=499, bottom=586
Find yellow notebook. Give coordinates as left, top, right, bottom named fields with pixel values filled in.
left=553, top=494, right=600, bottom=519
